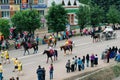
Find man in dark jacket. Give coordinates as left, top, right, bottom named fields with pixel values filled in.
left=36, top=65, right=43, bottom=80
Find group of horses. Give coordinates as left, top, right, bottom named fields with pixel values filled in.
left=20, top=38, right=74, bottom=63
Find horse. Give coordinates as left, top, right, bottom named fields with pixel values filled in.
left=91, top=33, right=101, bottom=42
left=47, top=38, right=57, bottom=48
left=43, top=50, right=58, bottom=63
left=21, top=41, right=38, bottom=56
left=60, top=45, right=73, bottom=55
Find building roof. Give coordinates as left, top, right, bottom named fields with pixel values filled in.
left=47, top=0, right=82, bottom=7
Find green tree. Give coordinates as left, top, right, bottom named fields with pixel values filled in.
left=91, top=0, right=120, bottom=22
left=90, top=5, right=104, bottom=27
left=11, top=9, right=41, bottom=34
left=106, top=5, right=120, bottom=24
left=76, top=5, right=90, bottom=30
left=46, top=2, right=68, bottom=34
left=78, top=0, right=91, bottom=5
left=0, top=19, right=10, bottom=38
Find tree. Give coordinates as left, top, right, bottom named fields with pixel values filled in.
left=46, top=2, right=68, bottom=34
left=78, top=0, right=91, bottom=5
left=106, top=5, right=120, bottom=24
left=76, top=5, right=90, bottom=30
left=11, top=9, right=41, bottom=34
left=0, top=19, right=10, bottom=38
left=91, top=0, right=120, bottom=22
left=90, top=4, right=104, bottom=27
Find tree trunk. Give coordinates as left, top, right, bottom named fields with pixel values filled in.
left=79, top=27, right=82, bottom=36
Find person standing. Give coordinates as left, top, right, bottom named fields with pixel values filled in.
left=94, top=54, right=98, bottom=66
left=65, top=60, right=71, bottom=73
left=90, top=54, right=95, bottom=67
left=77, top=57, right=82, bottom=71
left=49, top=64, right=54, bottom=80
left=74, top=56, right=77, bottom=71
left=36, top=65, right=43, bottom=80
left=0, top=63, right=3, bottom=80
left=42, top=67, right=46, bottom=80
left=106, top=50, right=110, bottom=63
left=82, top=56, right=85, bottom=70
left=71, top=57, right=75, bottom=72
left=86, top=54, right=90, bottom=67
left=36, top=36, right=39, bottom=45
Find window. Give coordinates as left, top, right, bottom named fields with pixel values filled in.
left=38, top=0, right=44, bottom=3
left=14, top=0, right=21, bottom=4
left=1, top=0, right=9, bottom=4
left=1, top=11, right=10, bottom=18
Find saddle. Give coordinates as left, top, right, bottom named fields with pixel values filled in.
left=49, top=49, right=54, bottom=55
left=27, top=43, right=32, bottom=48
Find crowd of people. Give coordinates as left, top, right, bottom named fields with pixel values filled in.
left=36, top=64, right=54, bottom=80
left=0, top=49, right=23, bottom=80
left=101, top=46, right=120, bottom=63
left=65, top=54, right=98, bottom=73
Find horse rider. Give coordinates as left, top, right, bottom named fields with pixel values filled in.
left=49, top=35, right=53, bottom=43
left=65, top=38, right=72, bottom=49
left=49, top=46, right=54, bottom=56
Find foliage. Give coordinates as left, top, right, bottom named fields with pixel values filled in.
left=11, top=9, right=41, bottom=33
left=46, top=2, right=68, bottom=33
left=90, top=4, right=104, bottom=27
left=78, top=0, right=91, bottom=5
left=76, top=5, right=90, bottom=29
left=91, top=0, right=120, bottom=23
left=106, top=5, right=120, bottom=24
left=0, top=19, right=10, bottom=38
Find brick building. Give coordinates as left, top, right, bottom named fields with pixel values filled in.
left=0, top=0, right=47, bottom=18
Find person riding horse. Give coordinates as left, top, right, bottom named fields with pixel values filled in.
left=65, top=38, right=72, bottom=49
left=49, top=46, right=55, bottom=56
left=47, top=35, right=57, bottom=48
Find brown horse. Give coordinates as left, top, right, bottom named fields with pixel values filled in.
left=91, top=33, right=101, bottom=42
left=47, top=38, right=57, bottom=48
left=60, top=45, right=73, bottom=55
left=43, top=50, right=58, bottom=63
left=21, top=41, right=38, bottom=56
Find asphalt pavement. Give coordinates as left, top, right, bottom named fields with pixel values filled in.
left=1, top=30, right=120, bottom=80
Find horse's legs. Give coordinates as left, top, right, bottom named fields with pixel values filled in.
left=24, top=49, right=26, bottom=56
left=46, top=57, right=49, bottom=63
left=27, top=49, right=30, bottom=55
left=64, top=50, right=66, bottom=56
left=51, top=57, right=53, bottom=63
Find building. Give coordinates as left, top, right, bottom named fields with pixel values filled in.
left=0, top=0, right=47, bottom=18
left=47, top=0, right=82, bottom=26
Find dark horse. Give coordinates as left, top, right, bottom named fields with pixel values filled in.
left=21, top=41, right=38, bottom=56
left=91, top=32, right=101, bottom=42
left=47, top=38, right=57, bottom=48
left=60, top=45, right=73, bottom=55
left=43, top=50, right=58, bottom=63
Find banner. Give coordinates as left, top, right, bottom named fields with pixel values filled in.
left=10, top=5, right=20, bottom=11
left=0, top=5, right=10, bottom=10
